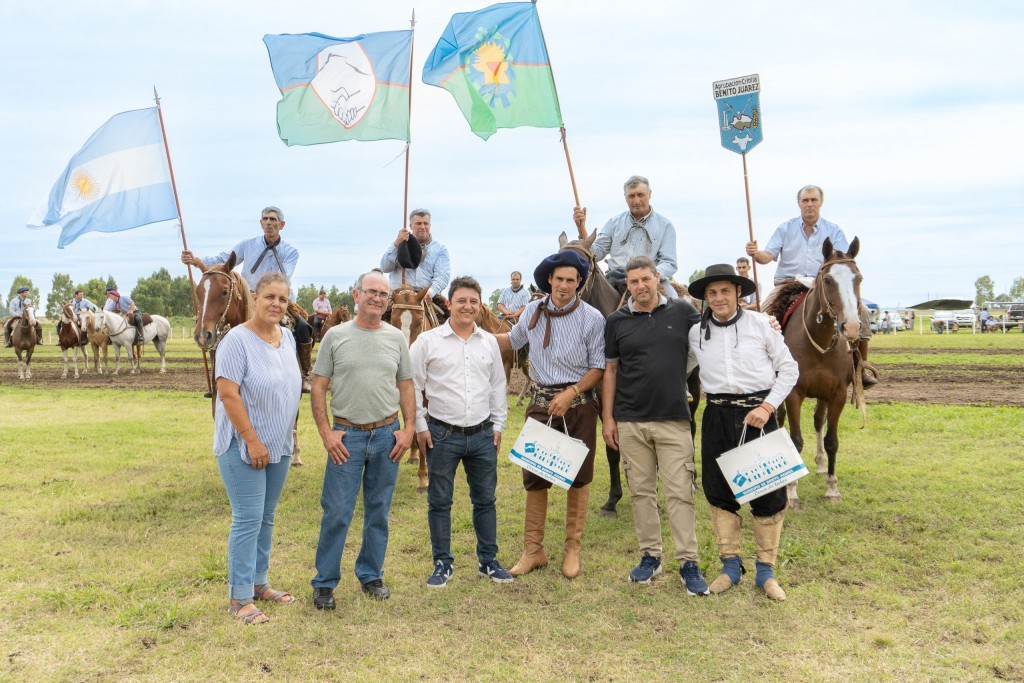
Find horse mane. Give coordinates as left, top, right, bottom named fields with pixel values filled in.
left=288, top=302, right=309, bottom=319
left=764, top=281, right=808, bottom=324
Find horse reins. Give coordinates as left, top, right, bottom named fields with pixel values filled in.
left=801, top=256, right=859, bottom=355
left=199, top=270, right=239, bottom=350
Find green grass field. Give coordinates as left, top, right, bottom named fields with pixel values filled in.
left=1, top=332, right=1023, bottom=681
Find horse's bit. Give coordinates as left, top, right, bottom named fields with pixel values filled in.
left=801, top=257, right=858, bottom=355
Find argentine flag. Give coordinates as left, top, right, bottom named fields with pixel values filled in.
left=27, top=107, right=179, bottom=248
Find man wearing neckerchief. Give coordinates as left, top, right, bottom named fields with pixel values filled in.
left=686, top=264, right=799, bottom=601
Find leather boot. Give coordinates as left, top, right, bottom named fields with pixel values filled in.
left=709, top=506, right=744, bottom=594
left=297, top=341, right=314, bottom=393
left=859, top=339, right=877, bottom=388
left=510, top=489, right=548, bottom=576
left=753, top=511, right=787, bottom=601
left=562, top=485, right=589, bottom=579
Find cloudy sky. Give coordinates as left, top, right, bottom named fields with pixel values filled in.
left=3, top=1, right=1022, bottom=310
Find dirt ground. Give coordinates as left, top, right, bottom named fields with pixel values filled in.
left=3, top=347, right=1021, bottom=408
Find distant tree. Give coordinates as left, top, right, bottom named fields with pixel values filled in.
left=993, top=293, right=1011, bottom=303
left=79, top=278, right=109, bottom=306
left=296, top=283, right=318, bottom=313
left=169, top=276, right=196, bottom=316
left=132, top=268, right=175, bottom=314
left=688, top=269, right=705, bottom=284
left=328, top=285, right=354, bottom=312
left=974, top=275, right=995, bottom=307
left=1009, top=276, right=1024, bottom=302
left=46, top=272, right=77, bottom=317
left=7, top=276, right=39, bottom=313
left=105, top=274, right=118, bottom=291
left=489, top=288, right=501, bottom=312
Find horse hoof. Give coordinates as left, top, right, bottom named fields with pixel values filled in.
left=417, top=486, right=428, bottom=495
left=817, top=466, right=828, bottom=475
left=826, top=495, right=842, bottom=505
left=786, top=499, right=802, bottom=511
left=598, top=508, right=617, bottom=519
left=160, top=368, right=166, bottom=374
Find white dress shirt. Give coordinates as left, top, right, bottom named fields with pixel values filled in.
left=686, top=311, right=799, bottom=410
left=410, top=321, right=508, bottom=433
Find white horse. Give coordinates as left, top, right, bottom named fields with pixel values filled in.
left=96, top=311, right=171, bottom=374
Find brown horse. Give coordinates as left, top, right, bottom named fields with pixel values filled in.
left=316, top=305, right=351, bottom=340
left=56, top=301, right=89, bottom=378
left=193, top=253, right=253, bottom=353
left=389, top=285, right=433, bottom=493
left=556, top=231, right=703, bottom=518
left=474, top=305, right=517, bottom=383
left=769, top=237, right=865, bottom=508
left=10, top=304, right=38, bottom=380
left=81, top=310, right=110, bottom=374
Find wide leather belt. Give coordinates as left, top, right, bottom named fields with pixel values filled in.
left=706, top=390, right=770, bottom=408
left=427, top=416, right=492, bottom=436
left=333, top=412, right=399, bottom=430
left=531, top=383, right=592, bottom=409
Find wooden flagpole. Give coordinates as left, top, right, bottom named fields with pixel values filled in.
left=153, top=87, right=212, bottom=394
left=742, top=153, right=762, bottom=309
left=400, top=10, right=416, bottom=288
left=532, top=0, right=586, bottom=239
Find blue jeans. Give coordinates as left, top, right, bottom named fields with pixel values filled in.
left=426, top=421, right=498, bottom=566
left=312, top=421, right=400, bottom=588
left=216, top=439, right=291, bottom=600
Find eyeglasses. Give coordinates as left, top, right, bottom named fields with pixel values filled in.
left=360, top=288, right=392, bottom=301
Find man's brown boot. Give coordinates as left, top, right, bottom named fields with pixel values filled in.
left=709, top=506, right=744, bottom=594
left=859, top=339, right=878, bottom=388
left=753, top=511, right=787, bottom=601
left=562, top=485, right=589, bottom=579
left=297, top=341, right=314, bottom=393
left=510, top=489, right=548, bottom=576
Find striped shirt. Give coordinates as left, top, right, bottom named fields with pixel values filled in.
left=592, top=210, right=678, bottom=281
left=213, top=326, right=302, bottom=464
left=380, top=239, right=451, bottom=294
left=201, top=236, right=299, bottom=300
left=508, top=297, right=606, bottom=385
left=765, top=217, right=849, bottom=282
left=497, top=286, right=530, bottom=314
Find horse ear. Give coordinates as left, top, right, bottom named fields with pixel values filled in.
left=848, top=236, right=860, bottom=259
left=585, top=229, right=598, bottom=249
left=558, top=231, right=568, bottom=248
left=226, top=251, right=237, bottom=271
left=822, top=238, right=834, bottom=261
left=416, top=287, right=432, bottom=303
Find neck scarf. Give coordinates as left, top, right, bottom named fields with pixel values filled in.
left=251, top=238, right=284, bottom=275
left=621, top=210, right=653, bottom=246
left=528, top=295, right=582, bottom=348
left=700, top=307, right=743, bottom=347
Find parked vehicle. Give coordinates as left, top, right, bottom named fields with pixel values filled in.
left=954, top=309, right=977, bottom=327
left=1007, top=304, right=1024, bottom=323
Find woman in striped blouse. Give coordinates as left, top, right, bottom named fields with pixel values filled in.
left=214, top=272, right=303, bottom=624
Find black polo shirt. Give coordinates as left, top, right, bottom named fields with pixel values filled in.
left=604, top=297, right=702, bottom=422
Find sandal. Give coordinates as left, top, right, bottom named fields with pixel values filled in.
left=254, top=584, right=295, bottom=604
left=229, top=600, right=269, bottom=625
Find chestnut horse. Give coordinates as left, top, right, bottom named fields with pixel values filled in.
left=10, top=304, right=38, bottom=380
left=316, top=305, right=351, bottom=340
left=57, top=301, right=89, bottom=378
left=770, top=237, right=866, bottom=508
left=557, top=231, right=702, bottom=518
left=389, top=285, right=433, bottom=493
left=81, top=310, right=110, bottom=374
left=474, top=305, right=517, bottom=383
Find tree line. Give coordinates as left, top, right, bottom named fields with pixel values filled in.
left=975, top=275, right=1024, bottom=306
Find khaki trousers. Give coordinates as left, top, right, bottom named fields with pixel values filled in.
left=618, top=420, right=699, bottom=563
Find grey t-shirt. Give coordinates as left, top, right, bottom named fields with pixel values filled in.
left=313, top=320, right=413, bottom=424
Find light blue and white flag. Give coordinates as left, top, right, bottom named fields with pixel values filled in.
left=27, top=107, right=179, bottom=248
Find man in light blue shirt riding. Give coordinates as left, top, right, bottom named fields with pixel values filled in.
left=4, top=287, right=43, bottom=347
left=380, top=208, right=451, bottom=320
left=104, top=288, right=145, bottom=343
left=746, top=185, right=876, bottom=386
left=58, top=289, right=98, bottom=344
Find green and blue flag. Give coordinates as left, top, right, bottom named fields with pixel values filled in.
left=263, top=30, right=413, bottom=146
left=423, top=2, right=563, bottom=140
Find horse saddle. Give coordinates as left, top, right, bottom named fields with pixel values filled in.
left=122, top=311, right=153, bottom=326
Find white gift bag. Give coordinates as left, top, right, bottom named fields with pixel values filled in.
left=716, top=425, right=808, bottom=504
left=508, top=416, right=590, bottom=490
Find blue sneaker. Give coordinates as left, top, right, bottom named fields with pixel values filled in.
left=629, top=553, right=663, bottom=584
left=680, top=561, right=711, bottom=596
left=426, top=560, right=453, bottom=588
left=478, top=559, right=514, bottom=583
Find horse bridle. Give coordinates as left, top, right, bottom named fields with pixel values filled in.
left=801, top=256, right=860, bottom=354
left=558, top=242, right=600, bottom=300
left=199, top=270, right=238, bottom=350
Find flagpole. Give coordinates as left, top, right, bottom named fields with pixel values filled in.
left=400, top=10, right=416, bottom=288
left=532, top=0, right=586, bottom=239
left=153, top=87, right=212, bottom=395
left=741, top=152, right=761, bottom=309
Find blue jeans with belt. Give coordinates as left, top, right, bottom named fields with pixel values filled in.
left=216, top=439, right=291, bottom=600
left=312, top=420, right=400, bottom=588
left=426, top=420, right=499, bottom=566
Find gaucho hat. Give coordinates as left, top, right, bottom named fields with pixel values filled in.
left=688, top=264, right=757, bottom=300
left=17, top=286, right=29, bottom=293
left=396, top=232, right=423, bottom=269
left=533, top=251, right=590, bottom=294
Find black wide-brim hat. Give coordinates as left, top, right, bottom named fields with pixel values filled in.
left=533, top=251, right=590, bottom=294
left=688, top=263, right=757, bottom=300
left=396, top=233, right=423, bottom=269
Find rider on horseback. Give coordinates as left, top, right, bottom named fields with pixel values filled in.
left=311, top=288, right=332, bottom=337
left=379, top=209, right=451, bottom=322
left=104, top=288, right=144, bottom=343
left=56, top=289, right=98, bottom=345
left=4, top=287, right=43, bottom=347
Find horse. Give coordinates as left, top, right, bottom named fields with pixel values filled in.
left=132, top=314, right=171, bottom=373
left=317, top=305, right=351, bottom=340
left=556, top=231, right=703, bottom=518
left=474, top=305, right=517, bottom=384
left=389, top=285, right=434, bottom=493
left=56, top=301, right=90, bottom=378
left=767, top=237, right=866, bottom=508
left=81, top=309, right=110, bottom=374
left=94, top=310, right=139, bottom=375
left=10, top=304, right=38, bottom=380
